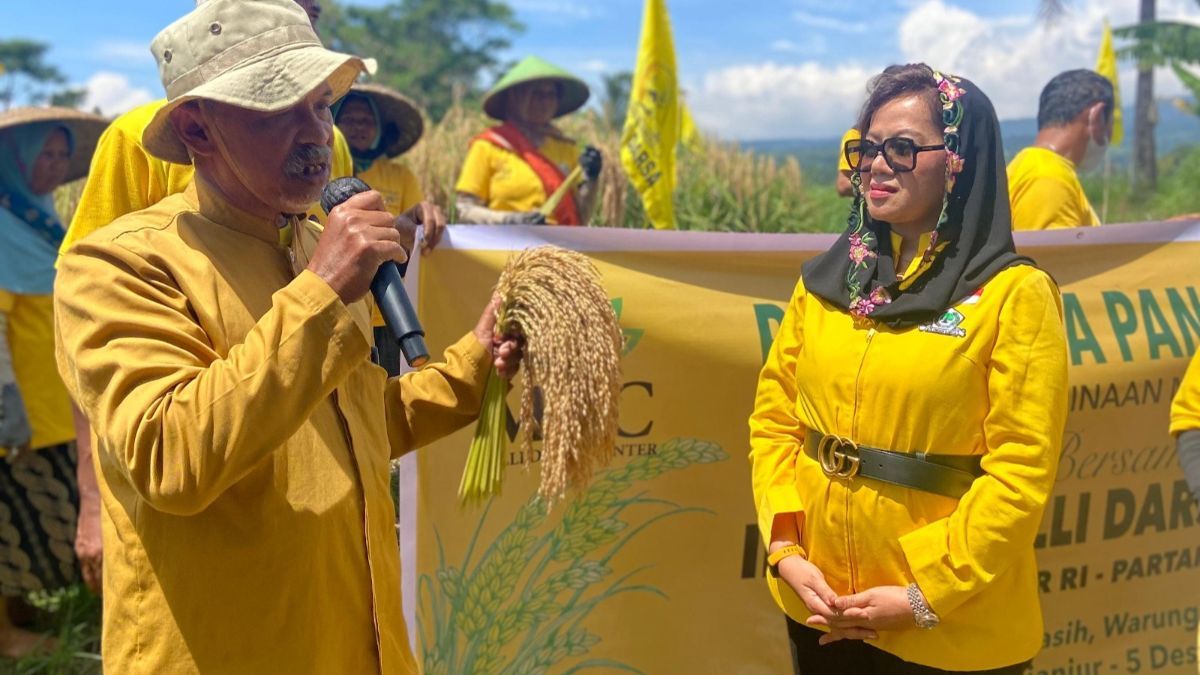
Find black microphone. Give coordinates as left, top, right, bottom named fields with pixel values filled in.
left=320, top=176, right=430, bottom=367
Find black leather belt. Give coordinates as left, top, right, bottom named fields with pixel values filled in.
left=803, top=430, right=983, bottom=499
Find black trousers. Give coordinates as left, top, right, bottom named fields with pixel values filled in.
left=787, top=618, right=1031, bottom=675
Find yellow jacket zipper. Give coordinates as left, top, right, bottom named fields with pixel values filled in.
left=846, top=325, right=876, bottom=593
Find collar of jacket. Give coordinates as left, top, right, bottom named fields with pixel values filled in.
left=185, top=176, right=297, bottom=245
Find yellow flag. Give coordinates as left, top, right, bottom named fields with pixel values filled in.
left=621, top=0, right=679, bottom=230
left=1095, top=19, right=1124, bottom=146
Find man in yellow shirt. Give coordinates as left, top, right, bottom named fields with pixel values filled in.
left=1008, top=69, right=1113, bottom=230
left=53, top=2, right=520, bottom=672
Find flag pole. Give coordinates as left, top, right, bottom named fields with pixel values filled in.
left=1101, top=153, right=1111, bottom=224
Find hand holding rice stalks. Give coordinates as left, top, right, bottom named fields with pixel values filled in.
left=459, top=246, right=622, bottom=506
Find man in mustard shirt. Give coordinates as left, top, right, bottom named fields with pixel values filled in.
left=53, top=2, right=520, bottom=672
left=58, top=0, right=360, bottom=591
left=1008, top=69, right=1113, bottom=230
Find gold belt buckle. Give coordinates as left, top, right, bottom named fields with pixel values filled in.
left=816, top=434, right=861, bottom=479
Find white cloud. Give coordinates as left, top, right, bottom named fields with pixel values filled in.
left=691, top=61, right=876, bottom=140
left=898, top=0, right=1199, bottom=120
left=80, top=72, right=155, bottom=116
left=792, top=10, right=868, bottom=34
left=690, top=0, right=1200, bottom=139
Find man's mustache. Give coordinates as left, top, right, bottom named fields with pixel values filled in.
left=283, top=144, right=333, bottom=177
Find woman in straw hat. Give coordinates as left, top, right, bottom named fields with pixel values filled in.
left=335, top=83, right=426, bottom=215
left=0, top=106, right=106, bottom=658
left=455, top=55, right=603, bottom=226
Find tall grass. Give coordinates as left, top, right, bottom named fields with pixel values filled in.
left=1083, top=145, right=1200, bottom=224
left=405, top=105, right=844, bottom=232
left=54, top=104, right=1197, bottom=234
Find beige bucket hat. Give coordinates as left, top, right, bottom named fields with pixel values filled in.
left=0, top=107, right=109, bottom=183
left=143, top=0, right=377, bottom=164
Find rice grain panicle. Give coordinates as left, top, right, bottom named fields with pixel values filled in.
left=460, top=245, right=623, bottom=507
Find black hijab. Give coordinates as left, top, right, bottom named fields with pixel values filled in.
left=802, top=68, right=1031, bottom=329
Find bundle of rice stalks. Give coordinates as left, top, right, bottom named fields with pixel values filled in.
left=459, top=246, right=623, bottom=506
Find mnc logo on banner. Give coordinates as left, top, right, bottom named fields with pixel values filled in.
left=396, top=222, right=1200, bottom=675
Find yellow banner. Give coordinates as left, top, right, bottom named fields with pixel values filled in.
left=621, top=0, right=679, bottom=230
left=406, top=223, right=1200, bottom=674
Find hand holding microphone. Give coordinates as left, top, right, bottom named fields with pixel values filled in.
left=307, top=177, right=429, bottom=366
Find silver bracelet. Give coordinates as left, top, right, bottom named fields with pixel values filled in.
left=907, top=583, right=940, bottom=629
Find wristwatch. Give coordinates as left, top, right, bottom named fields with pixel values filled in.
left=906, top=583, right=940, bottom=629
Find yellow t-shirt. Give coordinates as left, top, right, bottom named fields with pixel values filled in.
left=0, top=291, right=74, bottom=450
left=454, top=134, right=578, bottom=224
left=1170, top=352, right=1200, bottom=436
left=60, top=99, right=354, bottom=254
left=750, top=263, right=1067, bottom=670
left=1007, top=147, right=1100, bottom=231
left=359, top=158, right=423, bottom=215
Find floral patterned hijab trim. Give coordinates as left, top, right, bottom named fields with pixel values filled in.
left=846, top=70, right=967, bottom=319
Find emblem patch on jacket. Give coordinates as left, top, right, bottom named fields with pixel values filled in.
left=919, top=308, right=967, bottom=338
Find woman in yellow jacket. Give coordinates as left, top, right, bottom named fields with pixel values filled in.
left=455, top=56, right=602, bottom=226
left=749, top=64, right=1069, bottom=674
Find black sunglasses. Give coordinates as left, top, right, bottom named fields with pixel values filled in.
left=844, top=137, right=945, bottom=173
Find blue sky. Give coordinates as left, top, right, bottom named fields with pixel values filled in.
left=5, top=0, right=1199, bottom=139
